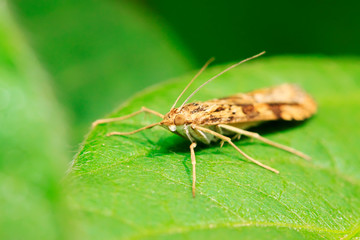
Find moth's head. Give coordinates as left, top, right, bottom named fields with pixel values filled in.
left=161, top=108, right=192, bottom=131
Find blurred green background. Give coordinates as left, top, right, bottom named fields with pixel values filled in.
left=1, top=0, right=359, bottom=239
left=146, top=0, right=360, bottom=61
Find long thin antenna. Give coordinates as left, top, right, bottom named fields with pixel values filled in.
left=170, top=57, right=215, bottom=110
left=178, top=51, right=266, bottom=111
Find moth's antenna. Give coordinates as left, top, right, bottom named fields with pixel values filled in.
left=170, top=57, right=215, bottom=110
left=178, top=51, right=266, bottom=110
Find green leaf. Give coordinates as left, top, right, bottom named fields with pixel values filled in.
left=67, top=57, right=360, bottom=239
left=10, top=0, right=193, bottom=144
left=0, top=5, right=74, bottom=240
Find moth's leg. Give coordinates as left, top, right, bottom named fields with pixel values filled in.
left=218, top=124, right=310, bottom=160
left=92, top=107, right=163, bottom=128
left=219, top=137, right=240, bottom=147
left=190, top=142, right=197, bottom=198
left=215, top=125, right=225, bottom=148
left=192, top=125, right=279, bottom=174
left=217, top=127, right=241, bottom=148
left=107, top=122, right=160, bottom=136
left=232, top=134, right=241, bottom=141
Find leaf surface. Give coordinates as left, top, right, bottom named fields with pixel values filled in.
left=68, top=57, right=360, bottom=239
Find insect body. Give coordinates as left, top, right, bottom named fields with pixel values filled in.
left=162, top=83, right=316, bottom=143
left=92, top=52, right=317, bottom=197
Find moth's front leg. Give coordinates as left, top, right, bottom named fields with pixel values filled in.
left=92, top=106, right=163, bottom=128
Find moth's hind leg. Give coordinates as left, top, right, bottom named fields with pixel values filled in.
left=92, top=106, right=163, bottom=128
left=218, top=124, right=311, bottom=160
left=192, top=125, right=279, bottom=174
left=217, top=129, right=240, bottom=148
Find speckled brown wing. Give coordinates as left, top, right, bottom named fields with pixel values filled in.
left=183, top=84, right=317, bottom=125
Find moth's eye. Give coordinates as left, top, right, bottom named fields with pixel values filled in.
left=174, top=114, right=186, bottom=125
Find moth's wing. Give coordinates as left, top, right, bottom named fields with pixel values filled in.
left=194, top=84, right=317, bottom=125
left=221, top=84, right=310, bottom=104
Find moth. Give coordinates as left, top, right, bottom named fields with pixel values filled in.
left=92, top=51, right=317, bottom=197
